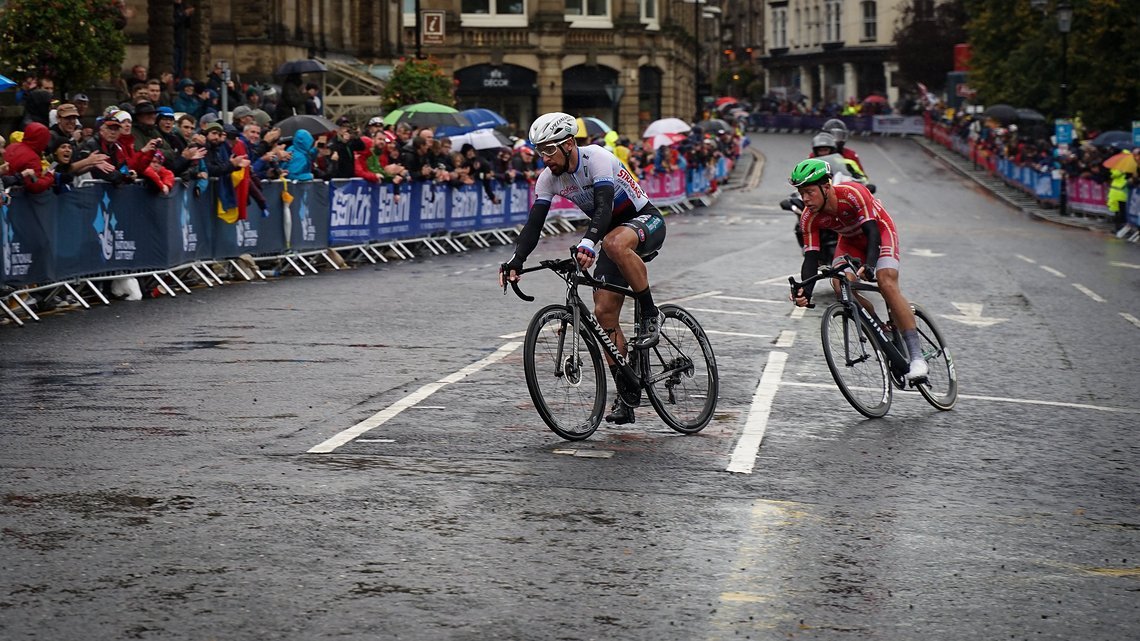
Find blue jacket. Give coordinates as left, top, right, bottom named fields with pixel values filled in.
left=284, top=129, right=315, bottom=181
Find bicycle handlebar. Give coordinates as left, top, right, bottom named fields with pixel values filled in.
left=504, top=249, right=584, bottom=302
left=788, top=255, right=866, bottom=309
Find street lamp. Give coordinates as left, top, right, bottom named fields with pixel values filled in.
left=1057, top=1, right=1072, bottom=216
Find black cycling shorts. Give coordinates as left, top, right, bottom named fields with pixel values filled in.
left=593, top=208, right=667, bottom=287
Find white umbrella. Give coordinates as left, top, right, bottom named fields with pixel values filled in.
left=650, top=133, right=686, bottom=150
left=444, top=127, right=512, bottom=151
left=643, top=117, right=691, bottom=138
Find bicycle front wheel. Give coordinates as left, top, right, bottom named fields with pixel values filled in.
left=821, top=304, right=892, bottom=418
left=523, top=304, right=607, bottom=441
left=910, top=304, right=958, bottom=411
left=643, top=304, right=719, bottom=434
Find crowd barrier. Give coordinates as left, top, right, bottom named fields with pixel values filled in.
left=2, top=166, right=720, bottom=326
left=747, top=114, right=926, bottom=136
left=926, top=120, right=1140, bottom=221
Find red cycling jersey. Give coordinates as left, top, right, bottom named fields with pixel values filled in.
left=799, top=181, right=901, bottom=269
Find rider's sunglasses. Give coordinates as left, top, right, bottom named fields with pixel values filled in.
left=537, top=142, right=563, bottom=158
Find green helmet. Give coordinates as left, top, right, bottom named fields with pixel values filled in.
left=789, top=158, right=832, bottom=188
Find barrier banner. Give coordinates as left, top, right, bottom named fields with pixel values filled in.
left=55, top=184, right=166, bottom=278
left=507, top=180, right=533, bottom=226
left=477, top=180, right=510, bottom=230
left=287, top=181, right=328, bottom=251
left=642, top=169, right=686, bottom=206
left=2, top=191, right=55, bottom=286
left=687, top=167, right=711, bottom=195
left=328, top=179, right=376, bottom=245
left=449, top=183, right=481, bottom=232
left=548, top=194, right=581, bottom=219
left=160, top=184, right=214, bottom=265
left=375, top=182, right=413, bottom=241
left=415, top=181, right=450, bottom=234
left=1069, top=178, right=1110, bottom=216
left=211, top=181, right=287, bottom=258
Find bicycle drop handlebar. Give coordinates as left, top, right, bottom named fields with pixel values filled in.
left=503, top=248, right=590, bottom=302
left=787, top=255, right=866, bottom=309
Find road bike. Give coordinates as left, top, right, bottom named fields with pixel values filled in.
left=506, top=250, right=719, bottom=441
left=789, top=256, right=957, bottom=418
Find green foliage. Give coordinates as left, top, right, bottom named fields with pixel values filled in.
left=965, top=0, right=1140, bottom=130
left=893, top=0, right=969, bottom=89
left=380, top=58, right=455, bottom=111
left=0, top=0, right=126, bottom=92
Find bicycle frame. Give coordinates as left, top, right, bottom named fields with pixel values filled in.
left=838, top=279, right=910, bottom=382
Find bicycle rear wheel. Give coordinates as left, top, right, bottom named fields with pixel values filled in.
left=643, top=304, right=719, bottom=434
left=910, top=304, right=957, bottom=411
left=821, top=304, right=892, bottom=418
left=523, top=304, right=606, bottom=440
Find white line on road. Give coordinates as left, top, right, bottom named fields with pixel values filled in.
left=774, top=330, right=796, bottom=347
left=754, top=274, right=798, bottom=286
left=307, top=341, right=522, bottom=453
left=1072, top=283, right=1106, bottom=303
left=712, top=295, right=787, bottom=304
left=1039, top=265, right=1066, bottom=278
left=790, top=306, right=806, bottom=320
left=663, top=290, right=723, bottom=304
left=705, top=329, right=772, bottom=339
left=1110, top=261, right=1140, bottom=270
left=726, top=351, right=787, bottom=474
left=499, top=330, right=527, bottom=339
left=1122, top=313, right=1140, bottom=329
left=779, top=381, right=1140, bottom=414
left=688, top=307, right=764, bottom=317
left=1016, top=254, right=1037, bottom=264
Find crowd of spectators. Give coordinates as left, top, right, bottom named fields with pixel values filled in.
left=2, top=64, right=743, bottom=206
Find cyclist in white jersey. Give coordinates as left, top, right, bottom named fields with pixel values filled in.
left=499, top=112, right=667, bottom=425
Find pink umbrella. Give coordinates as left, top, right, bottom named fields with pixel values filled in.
left=650, top=132, right=687, bottom=150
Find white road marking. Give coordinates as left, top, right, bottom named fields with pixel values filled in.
left=1016, top=254, right=1037, bottom=264
left=1072, top=283, right=1106, bottom=303
left=1040, top=265, right=1066, bottom=278
left=754, top=274, right=798, bottom=285
left=726, top=351, right=788, bottom=474
left=499, top=330, right=527, bottom=339
left=705, top=330, right=772, bottom=339
left=774, top=330, right=796, bottom=347
left=909, top=248, right=945, bottom=258
left=790, top=306, right=806, bottom=319
left=780, top=381, right=1140, bottom=413
left=663, top=290, right=723, bottom=304
left=712, top=295, right=786, bottom=304
left=1121, top=313, right=1140, bottom=329
left=1110, top=261, right=1140, bottom=269
left=688, top=307, right=764, bottom=317
left=941, top=302, right=1008, bottom=327
left=307, top=341, right=522, bottom=453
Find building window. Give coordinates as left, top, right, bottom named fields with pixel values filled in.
left=825, top=0, right=841, bottom=41
left=640, top=0, right=658, bottom=29
left=861, top=1, right=876, bottom=41
left=566, top=0, right=610, bottom=26
left=794, top=8, right=801, bottom=47
left=813, top=5, right=820, bottom=45
left=403, top=0, right=414, bottom=27
left=462, top=0, right=526, bottom=25
left=772, top=7, right=787, bottom=48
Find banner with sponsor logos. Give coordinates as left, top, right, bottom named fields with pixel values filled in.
left=641, top=169, right=687, bottom=207
left=2, top=191, right=55, bottom=286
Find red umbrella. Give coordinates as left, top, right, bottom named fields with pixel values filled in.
left=714, top=96, right=739, bottom=107
left=861, top=94, right=888, bottom=105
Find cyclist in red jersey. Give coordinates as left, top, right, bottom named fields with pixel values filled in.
left=788, top=158, right=928, bottom=381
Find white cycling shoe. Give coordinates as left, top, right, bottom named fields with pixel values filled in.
left=906, top=359, right=929, bottom=382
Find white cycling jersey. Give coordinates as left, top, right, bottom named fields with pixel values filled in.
left=533, top=144, right=650, bottom=221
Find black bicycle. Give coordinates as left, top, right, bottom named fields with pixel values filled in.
left=789, top=256, right=957, bottom=418
left=506, top=250, right=719, bottom=441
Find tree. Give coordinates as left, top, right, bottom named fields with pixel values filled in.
left=380, top=58, right=454, bottom=111
left=0, top=0, right=127, bottom=93
left=893, top=0, right=969, bottom=90
left=965, top=0, right=1140, bottom=130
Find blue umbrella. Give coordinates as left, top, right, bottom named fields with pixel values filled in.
left=1090, top=130, right=1132, bottom=150
left=436, top=107, right=508, bottom=136
left=0, top=74, right=16, bottom=90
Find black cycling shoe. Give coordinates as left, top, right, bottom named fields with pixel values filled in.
left=632, top=310, right=664, bottom=349
left=604, top=398, right=636, bottom=425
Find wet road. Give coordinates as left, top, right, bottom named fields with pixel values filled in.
left=2, top=134, right=1138, bottom=640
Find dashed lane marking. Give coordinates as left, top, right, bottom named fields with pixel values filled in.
left=663, top=290, right=723, bottom=304
left=688, top=307, right=765, bottom=317
left=1110, top=261, right=1140, bottom=269
left=726, top=351, right=787, bottom=474
left=1040, top=265, right=1066, bottom=278
left=1122, top=313, right=1140, bottom=329
left=774, top=330, right=796, bottom=347
left=705, top=330, right=772, bottom=339
left=790, top=306, right=806, bottom=320
left=307, top=341, right=522, bottom=453
left=1072, top=283, right=1106, bottom=303
left=1016, top=254, right=1037, bottom=264
left=712, top=295, right=787, bottom=304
